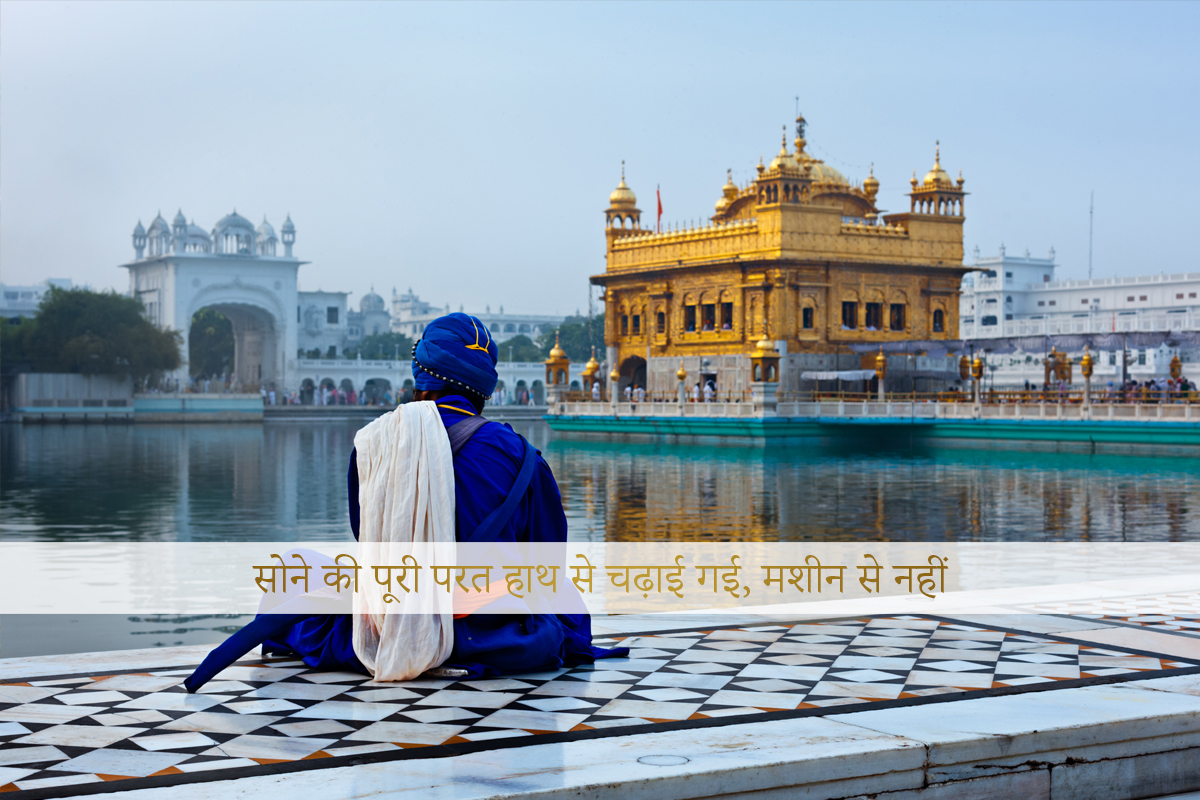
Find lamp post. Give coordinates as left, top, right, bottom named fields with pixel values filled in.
left=1081, top=346, right=1094, bottom=413
left=971, top=354, right=984, bottom=412
left=874, top=348, right=887, bottom=402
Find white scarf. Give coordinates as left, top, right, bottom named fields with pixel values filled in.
left=351, top=401, right=456, bottom=680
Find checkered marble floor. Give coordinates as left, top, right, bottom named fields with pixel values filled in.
left=0, top=616, right=1194, bottom=797
left=1024, top=592, right=1200, bottom=637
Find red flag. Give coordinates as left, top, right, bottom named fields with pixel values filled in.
left=656, top=185, right=662, bottom=233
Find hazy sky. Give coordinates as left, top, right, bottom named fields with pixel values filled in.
left=2, top=1, right=1196, bottom=315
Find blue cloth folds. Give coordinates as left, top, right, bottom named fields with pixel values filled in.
left=412, top=312, right=500, bottom=399
left=234, top=396, right=627, bottom=684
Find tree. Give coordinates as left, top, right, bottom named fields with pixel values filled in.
left=537, top=314, right=605, bottom=362
left=11, top=287, right=180, bottom=384
left=499, top=334, right=544, bottom=362
left=189, top=308, right=233, bottom=378
left=350, top=331, right=414, bottom=361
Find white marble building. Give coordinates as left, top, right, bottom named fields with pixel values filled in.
left=390, top=288, right=563, bottom=345
left=347, top=289, right=392, bottom=345
left=123, top=210, right=304, bottom=390
left=120, top=210, right=572, bottom=395
left=292, top=358, right=587, bottom=405
left=959, top=246, right=1200, bottom=386
left=1, top=279, right=73, bottom=319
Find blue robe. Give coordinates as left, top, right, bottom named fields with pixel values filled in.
left=262, top=397, right=627, bottom=677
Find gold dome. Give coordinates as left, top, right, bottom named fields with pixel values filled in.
left=790, top=117, right=847, bottom=184
left=609, top=367, right=619, bottom=381
left=801, top=157, right=847, bottom=184
left=583, top=347, right=600, bottom=374
left=722, top=168, right=738, bottom=198
left=715, top=168, right=738, bottom=212
left=863, top=165, right=879, bottom=196
left=923, top=144, right=953, bottom=187
left=608, top=162, right=637, bottom=208
left=676, top=360, right=688, bottom=381
left=547, top=331, right=566, bottom=360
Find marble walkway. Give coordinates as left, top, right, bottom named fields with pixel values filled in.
left=2, top=585, right=1200, bottom=799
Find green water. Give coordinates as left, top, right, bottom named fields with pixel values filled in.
left=2, top=420, right=1197, bottom=656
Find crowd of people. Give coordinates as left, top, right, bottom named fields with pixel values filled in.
left=969, top=376, right=1200, bottom=404
left=1103, top=376, right=1196, bottom=403
left=609, top=380, right=723, bottom=403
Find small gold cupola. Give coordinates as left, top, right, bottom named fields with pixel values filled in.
left=909, top=141, right=966, bottom=217
left=605, top=161, right=641, bottom=232
left=715, top=168, right=738, bottom=213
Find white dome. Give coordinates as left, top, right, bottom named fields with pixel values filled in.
left=133, top=220, right=146, bottom=236
left=173, top=209, right=187, bottom=227
left=361, top=289, right=385, bottom=313
left=257, top=216, right=277, bottom=241
left=213, top=210, right=255, bottom=234
left=146, top=214, right=171, bottom=236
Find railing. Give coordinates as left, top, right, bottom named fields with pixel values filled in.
left=961, top=310, right=1198, bottom=339
left=553, top=395, right=1200, bottom=422
left=560, top=389, right=755, bottom=404
left=777, top=389, right=1199, bottom=405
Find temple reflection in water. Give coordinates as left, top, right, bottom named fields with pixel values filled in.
left=2, top=423, right=1197, bottom=544
left=542, top=440, right=1199, bottom=544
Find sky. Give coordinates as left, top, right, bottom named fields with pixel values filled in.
left=2, top=1, right=1197, bottom=316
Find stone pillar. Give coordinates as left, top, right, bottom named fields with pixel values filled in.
left=751, top=381, right=779, bottom=416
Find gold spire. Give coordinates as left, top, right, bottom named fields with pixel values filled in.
left=548, top=331, right=566, bottom=359
left=923, top=140, right=952, bottom=187
left=609, top=160, right=637, bottom=208
left=723, top=168, right=737, bottom=195
left=769, top=127, right=795, bottom=171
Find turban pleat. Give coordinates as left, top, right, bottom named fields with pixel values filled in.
left=412, top=313, right=499, bottom=398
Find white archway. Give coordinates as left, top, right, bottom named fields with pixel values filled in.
left=186, top=283, right=288, bottom=391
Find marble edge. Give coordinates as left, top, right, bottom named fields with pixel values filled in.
left=0, top=644, right=252, bottom=682
left=45, top=674, right=1200, bottom=800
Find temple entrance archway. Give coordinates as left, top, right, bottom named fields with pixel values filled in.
left=619, top=355, right=647, bottom=396
left=191, top=302, right=279, bottom=391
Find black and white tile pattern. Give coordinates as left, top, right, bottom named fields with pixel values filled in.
left=0, top=616, right=1192, bottom=796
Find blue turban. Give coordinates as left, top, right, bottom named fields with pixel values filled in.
left=412, top=313, right=499, bottom=399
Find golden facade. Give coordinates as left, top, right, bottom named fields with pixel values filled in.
left=594, top=117, right=972, bottom=388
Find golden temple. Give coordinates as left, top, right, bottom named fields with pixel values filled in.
left=592, top=115, right=971, bottom=395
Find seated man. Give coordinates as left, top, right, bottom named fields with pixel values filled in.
left=185, top=313, right=625, bottom=690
